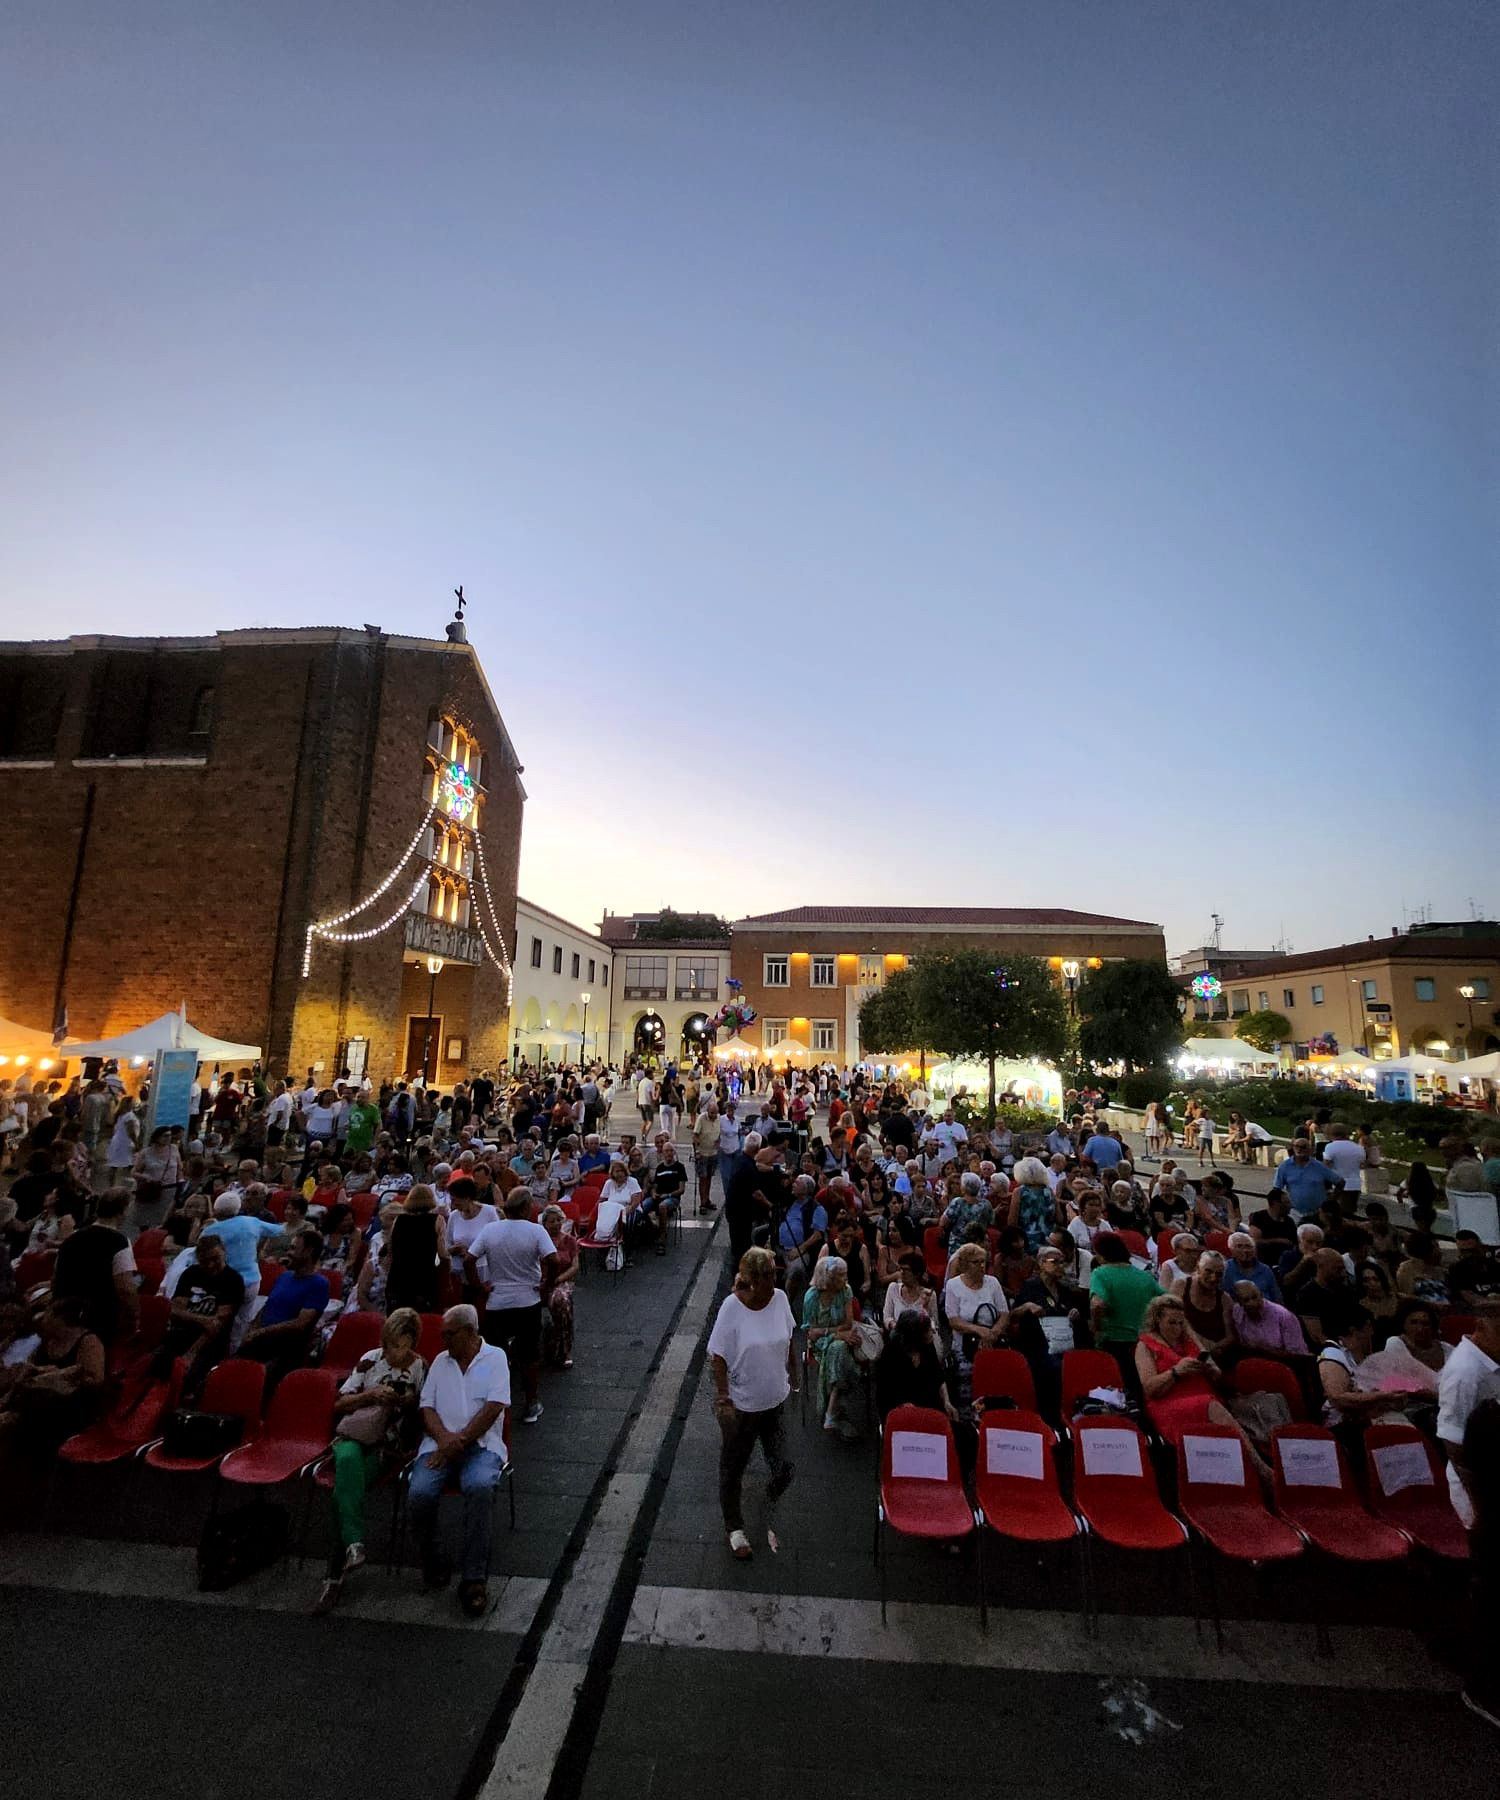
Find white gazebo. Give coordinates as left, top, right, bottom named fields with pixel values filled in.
left=1176, top=1037, right=1279, bottom=1072
left=65, top=1008, right=262, bottom=1065
left=0, top=1015, right=79, bottom=1067
left=767, top=1038, right=810, bottom=1065
left=713, top=1034, right=760, bottom=1061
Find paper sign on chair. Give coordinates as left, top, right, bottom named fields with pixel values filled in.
left=1184, top=1435, right=1243, bottom=1486
left=1372, top=1440, right=1433, bottom=1496
left=1280, top=1437, right=1341, bottom=1487
left=1080, top=1429, right=1142, bottom=1478
left=985, top=1426, right=1044, bottom=1480
left=890, top=1431, right=948, bottom=1480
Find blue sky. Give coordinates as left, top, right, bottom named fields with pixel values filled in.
left=2, top=2, right=1494, bottom=954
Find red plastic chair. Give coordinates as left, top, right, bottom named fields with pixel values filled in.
left=971, top=1348, right=1041, bottom=1419
left=922, top=1226, right=949, bottom=1285
left=1176, top=1425, right=1303, bottom=1647
left=975, top=1407, right=1081, bottom=1619
left=1060, top=1349, right=1125, bottom=1420
left=267, top=1192, right=291, bottom=1223
left=1114, top=1229, right=1150, bottom=1262
left=347, top=1191, right=378, bottom=1228
left=1232, top=1357, right=1308, bottom=1422
left=324, top=1268, right=343, bottom=1302
left=1071, top=1417, right=1188, bottom=1631
left=577, top=1199, right=626, bottom=1283
left=258, top=1259, right=285, bottom=1296
left=1270, top=1424, right=1409, bottom=1565
left=142, top=1358, right=267, bottom=1474
left=109, top=1292, right=173, bottom=1377
left=136, top=1256, right=166, bottom=1297
left=321, top=1311, right=385, bottom=1383
left=1441, top=1314, right=1476, bottom=1347
left=1362, top=1423, right=1469, bottom=1561
left=134, top=1228, right=168, bottom=1261
left=418, top=1312, right=446, bottom=1368
left=58, top=1359, right=185, bottom=1471
left=220, top=1368, right=336, bottom=1489
left=1153, top=1229, right=1180, bottom=1270
left=875, top=1405, right=979, bottom=1624
left=1204, top=1230, right=1232, bottom=1255
left=15, top=1249, right=57, bottom=1292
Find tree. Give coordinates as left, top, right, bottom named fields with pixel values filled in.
left=1076, top=959, right=1184, bottom=1072
left=1236, top=1010, right=1291, bottom=1053
left=916, top=950, right=1068, bottom=1122
left=633, top=910, right=729, bottom=943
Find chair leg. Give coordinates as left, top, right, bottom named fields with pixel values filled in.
left=977, top=1525, right=988, bottom=1635
left=878, top=1518, right=887, bottom=1625
left=1205, top=1542, right=1224, bottom=1653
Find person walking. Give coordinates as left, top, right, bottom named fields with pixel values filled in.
left=706, top=1247, right=796, bottom=1561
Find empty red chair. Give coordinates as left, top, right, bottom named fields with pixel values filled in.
left=1176, top=1425, right=1303, bottom=1643
left=1269, top=1424, right=1408, bottom=1563
left=220, top=1368, right=337, bottom=1489
left=875, top=1405, right=979, bottom=1624
left=59, top=1360, right=185, bottom=1470
left=971, top=1348, right=1040, bottom=1418
left=1071, top=1417, right=1187, bottom=1555
left=1232, top=1357, right=1308, bottom=1422
left=922, top=1226, right=948, bottom=1285
left=1060, top=1349, right=1125, bottom=1419
left=1363, top=1423, right=1469, bottom=1561
left=975, top=1408, right=1080, bottom=1619
left=143, top=1358, right=267, bottom=1474
left=15, top=1249, right=57, bottom=1292
left=1441, top=1314, right=1477, bottom=1347
left=321, top=1311, right=385, bottom=1383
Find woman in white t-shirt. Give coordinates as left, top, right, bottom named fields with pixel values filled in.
left=706, top=1246, right=797, bottom=1562
left=943, top=1242, right=1010, bottom=1373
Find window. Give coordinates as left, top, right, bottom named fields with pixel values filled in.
left=587, top=959, right=596, bottom=984
left=1311, top=985, right=1325, bottom=1005
left=857, top=955, right=883, bottom=988
left=764, top=955, right=789, bottom=987
left=530, top=937, right=543, bottom=969
left=0, top=655, right=68, bottom=760
left=80, top=649, right=219, bottom=759
left=602, top=964, right=608, bottom=987
left=811, top=1019, right=837, bottom=1052
left=551, top=945, right=563, bottom=975
left=1469, top=978, right=1491, bottom=1001
left=676, top=956, right=720, bottom=999
left=763, top=1019, right=788, bottom=1048
left=1282, top=989, right=1295, bottom=1008
left=1230, top=989, right=1250, bottom=1016
left=1257, top=991, right=1269, bottom=1011
left=1414, top=978, right=1436, bottom=1002
left=1361, top=980, right=1378, bottom=1001
left=189, top=685, right=215, bottom=738
left=624, top=954, right=667, bottom=999
left=570, top=952, right=580, bottom=979
left=811, top=955, right=836, bottom=988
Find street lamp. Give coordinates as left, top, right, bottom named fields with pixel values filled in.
left=1460, top=983, right=1476, bottom=1048
left=1061, top=959, right=1080, bottom=1016
left=422, top=955, right=444, bottom=1082
left=580, top=991, right=591, bottom=1065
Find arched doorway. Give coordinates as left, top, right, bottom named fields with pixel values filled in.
left=633, top=1012, right=666, bottom=1058
left=681, top=1012, right=711, bottom=1062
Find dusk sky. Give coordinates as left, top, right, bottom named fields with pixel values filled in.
left=2, top=3, right=1494, bottom=955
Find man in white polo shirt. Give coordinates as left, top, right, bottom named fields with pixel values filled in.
left=409, top=1304, right=511, bottom=1616
left=1438, top=1304, right=1500, bottom=1528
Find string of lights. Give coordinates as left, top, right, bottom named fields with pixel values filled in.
left=472, top=830, right=515, bottom=1004
left=303, top=871, right=432, bottom=973
left=300, top=802, right=438, bottom=977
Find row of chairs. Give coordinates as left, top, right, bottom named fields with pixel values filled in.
left=877, top=1404, right=1466, bottom=1646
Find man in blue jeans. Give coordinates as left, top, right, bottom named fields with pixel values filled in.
left=410, top=1304, right=511, bottom=1616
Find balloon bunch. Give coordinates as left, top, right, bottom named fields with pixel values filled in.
left=724, top=976, right=744, bottom=992
left=1307, top=1033, right=1340, bottom=1056
left=711, top=1000, right=757, bottom=1033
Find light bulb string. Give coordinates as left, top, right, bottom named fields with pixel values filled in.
left=309, top=871, right=431, bottom=947
left=311, top=801, right=437, bottom=931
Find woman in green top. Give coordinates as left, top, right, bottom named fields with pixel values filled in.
left=1087, top=1232, right=1161, bottom=1390
left=802, top=1256, right=859, bottom=1440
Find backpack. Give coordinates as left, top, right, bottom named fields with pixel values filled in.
left=197, top=1499, right=289, bottom=1591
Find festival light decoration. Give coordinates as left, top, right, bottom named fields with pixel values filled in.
left=471, top=829, right=515, bottom=1004
left=1189, top=974, right=1223, bottom=1001
left=438, top=761, right=476, bottom=823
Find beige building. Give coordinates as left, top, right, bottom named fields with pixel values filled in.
left=598, top=911, right=730, bottom=1065
left=510, top=899, right=612, bottom=1067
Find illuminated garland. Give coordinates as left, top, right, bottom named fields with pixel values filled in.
left=471, top=830, right=515, bottom=1005
left=302, top=803, right=437, bottom=976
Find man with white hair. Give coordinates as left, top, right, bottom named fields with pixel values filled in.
left=409, top=1304, right=511, bottom=1617
left=578, top=1133, right=610, bottom=1178
left=201, top=1189, right=284, bottom=1349
left=1225, top=1230, right=1279, bottom=1301
left=1277, top=1222, right=1326, bottom=1302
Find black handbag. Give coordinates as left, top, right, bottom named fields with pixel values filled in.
left=161, top=1408, right=243, bottom=1461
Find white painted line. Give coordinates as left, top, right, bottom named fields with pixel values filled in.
left=624, top=1584, right=1457, bottom=1692
left=0, top=1532, right=548, bottom=1633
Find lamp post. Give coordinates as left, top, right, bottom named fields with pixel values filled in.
left=422, top=955, right=443, bottom=1082
left=1459, top=983, right=1476, bottom=1051
left=1061, top=959, right=1080, bottom=1017
left=581, top=991, right=591, bottom=1066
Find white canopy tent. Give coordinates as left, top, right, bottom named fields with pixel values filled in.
left=0, top=1015, right=79, bottom=1062
left=1176, top=1037, right=1279, bottom=1070
left=65, top=1009, right=262, bottom=1064
left=766, top=1038, right=810, bottom=1064
left=1451, top=1051, right=1500, bottom=1081
left=927, top=1057, right=1065, bottom=1112
left=713, top=1034, right=760, bottom=1061
left=1372, top=1053, right=1458, bottom=1078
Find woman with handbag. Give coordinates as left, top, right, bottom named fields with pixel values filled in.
left=128, top=1127, right=182, bottom=1239
left=314, top=1307, right=427, bottom=1613
left=802, top=1255, right=862, bottom=1440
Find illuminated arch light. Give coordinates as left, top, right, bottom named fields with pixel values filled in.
left=301, top=802, right=436, bottom=976
left=1189, top=974, right=1223, bottom=1002
left=438, top=761, right=476, bottom=824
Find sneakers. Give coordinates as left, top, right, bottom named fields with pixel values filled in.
left=1462, top=1689, right=1500, bottom=1731
left=823, top=1412, right=839, bottom=1433
left=342, top=1541, right=366, bottom=1574
left=524, top=1401, right=544, bottom=1424
left=728, top=1529, right=753, bottom=1561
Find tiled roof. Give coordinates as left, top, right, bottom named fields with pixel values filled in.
left=1229, top=936, right=1500, bottom=978
left=730, top=905, right=1161, bottom=930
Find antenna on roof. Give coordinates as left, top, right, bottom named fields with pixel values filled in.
left=445, top=585, right=468, bottom=644
left=1210, top=912, right=1224, bottom=950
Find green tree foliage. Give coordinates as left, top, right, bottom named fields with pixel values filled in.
left=864, top=950, right=1066, bottom=1122
left=633, top=910, right=729, bottom=943
left=1235, top=1010, right=1292, bottom=1053
left=1076, top=959, right=1185, bottom=1072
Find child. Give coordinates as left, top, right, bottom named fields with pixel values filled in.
left=1195, top=1111, right=1217, bottom=1168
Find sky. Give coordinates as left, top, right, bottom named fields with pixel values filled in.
left=1, top=1, right=1495, bottom=957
